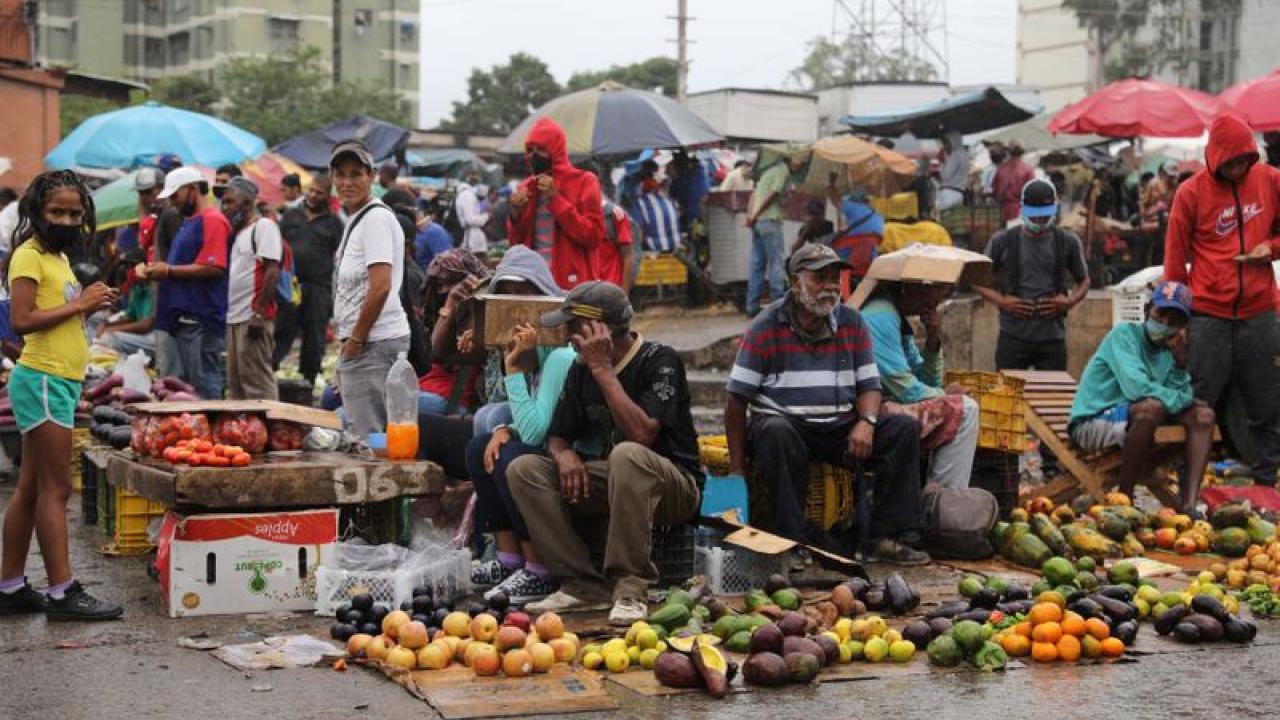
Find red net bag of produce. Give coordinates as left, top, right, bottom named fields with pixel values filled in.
left=212, top=413, right=268, bottom=453
left=266, top=420, right=305, bottom=451
left=132, top=412, right=211, bottom=457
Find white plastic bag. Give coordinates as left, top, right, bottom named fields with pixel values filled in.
left=118, top=350, right=151, bottom=396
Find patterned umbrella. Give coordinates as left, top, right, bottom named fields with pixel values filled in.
left=499, top=81, right=723, bottom=157
left=240, top=152, right=313, bottom=206
left=757, top=136, right=918, bottom=197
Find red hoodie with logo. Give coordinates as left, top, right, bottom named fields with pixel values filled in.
left=507, top=118, right=607, bottom=289
left=1164, top=114, right=1280, bottom=319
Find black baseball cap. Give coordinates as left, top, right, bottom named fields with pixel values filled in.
left=329, top=139, right=374, bottom=170
left=1020, top=178, right=1058, bottom=218
left=788, top=243, right=851, bottom=276
left=540, top=281, right=634, bottom=327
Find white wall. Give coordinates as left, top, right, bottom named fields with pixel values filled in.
left=686, top=90, right=818, bottom=143
left=1239, top=0, right=1280, bottom=83
left=816, top=83, right=949, bottom=136
left=1017, top=0, right=1092, bottom=111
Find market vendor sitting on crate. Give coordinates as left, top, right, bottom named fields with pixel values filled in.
left=858, top=278, right=979, bottom=490
left=505, top=281, right=701, bottom=625
left=723, top=244, right=929, bottom=565
left=1068, top=280, right=1215, bottom=516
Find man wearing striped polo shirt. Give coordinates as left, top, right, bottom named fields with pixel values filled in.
left=724, top=244, right=929, bottom=565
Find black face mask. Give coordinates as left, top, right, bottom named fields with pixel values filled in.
left=38, top=222, right=81, bottom=253
left=527, top=152, right=553, bottom=175
left=179, top=197, right=198, bottom=217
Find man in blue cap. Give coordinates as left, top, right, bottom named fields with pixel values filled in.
left=1068, top=280, right=1216, bottom=514
left=976, top=178, right=1091, bottom=370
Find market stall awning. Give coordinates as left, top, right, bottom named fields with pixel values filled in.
left=757, top=136, right=917, bottom=197
left=405, top=148, right=481, bottom=178
left=46, top=101, right=266, bottom=170
left=1219, top=70, right=1280, bottom=132
left=499, top=81, right=723, bottom=157
left=272, top=115, right=409, bottom=170
left=1048, top=78, right=1230, bottom=138
left=982, top=113, right=1108, bottom=152
left=840, top=87, right=1040, bottom=139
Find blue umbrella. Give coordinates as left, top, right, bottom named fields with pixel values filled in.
left=45, top=101, right=266, bottom=170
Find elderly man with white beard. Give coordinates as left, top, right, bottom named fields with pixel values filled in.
left=723, top=244, right=929, bottom=565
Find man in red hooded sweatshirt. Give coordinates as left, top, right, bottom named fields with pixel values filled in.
left=1164, top=113, right=1280, bottom=488
left=508, top=118, right=607, bottom=289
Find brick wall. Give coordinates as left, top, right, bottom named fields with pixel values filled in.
left=0, top=67, right=63, bottom=190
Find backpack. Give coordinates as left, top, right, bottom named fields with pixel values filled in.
left=250, top=223, right=296, bottom=308
left=921, top=484, right=998, bottom=559
left=999, top=226, right=1069, bottom=297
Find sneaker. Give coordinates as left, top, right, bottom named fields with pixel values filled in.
left=45, top=582, right=123, bottom=622
left=867, top=538, right=930, bottom=566
left=607, top=598, right=648, bottom=626
left=471, top=559, right=517, bottom=590
left=525, top=590, right=610, bottom=614
left=0, top=582, right=47, bottom=616
left=484, top=568, right=559, bottom=605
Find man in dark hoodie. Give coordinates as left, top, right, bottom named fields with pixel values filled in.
left=1165, top=114, right=1280, bottom=487
left=508, top=118, right=607, bottom=290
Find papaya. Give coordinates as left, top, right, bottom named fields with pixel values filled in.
left=1213, top=527, right=1251, bottom=557
left=1031, top=513, right=1073, bottom=558
left=649, top=603, right=692, bottom=630
left=1246, top=516, right=1275, bottom=545
left=998, top=522, right=1032, bottom=556
left=1051, top=505, right=1076, bottom=525
left=1210, top=503, right=1251, bottom=530
left=1097, top=511, right=1131, bottom=542
left=1121, top=533, right=1146, bottom=558
left=1118, top=506, right=1147, bottom=531
left=1061, top=523, right=1123, bottom=561
left=665, top=588, right=695, bottom=610
left=1007, top=531, right=1052, bottom=569
left=990, top=521, right=1012, bottom=548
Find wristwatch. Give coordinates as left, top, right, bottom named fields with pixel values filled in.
left=859, top=414, right=879, bottom=428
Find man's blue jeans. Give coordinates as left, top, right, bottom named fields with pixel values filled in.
left=172, top=320, right=225, bottom=400
left=746, top=218, right=784, bottom=315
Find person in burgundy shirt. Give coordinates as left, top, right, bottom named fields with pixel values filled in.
left=992, top=141, right=1037, bottom=223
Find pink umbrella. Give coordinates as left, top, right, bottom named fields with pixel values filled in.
left=1048, top=78, right=1232, bottom=138
left=1219, top=71, right=1280, bottom=132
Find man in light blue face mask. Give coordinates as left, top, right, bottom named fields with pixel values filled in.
left=976, top=178, right=1091, bottom=370
left=1068, top=280, right=1216, bottom=515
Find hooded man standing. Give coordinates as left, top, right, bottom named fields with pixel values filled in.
left=508, top=118, right=607, bottom=290
left=1164, top=114, right=1280, bottom=487
left=976, top=179, right=1090, bottom=371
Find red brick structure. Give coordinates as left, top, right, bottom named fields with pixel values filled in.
left=0, top=0, right=62, bottom=190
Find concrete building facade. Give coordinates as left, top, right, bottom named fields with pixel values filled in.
left=32, top=0, right=419, bottom=124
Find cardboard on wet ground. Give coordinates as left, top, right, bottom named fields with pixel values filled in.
left=376, top=662, right=617, bottom=718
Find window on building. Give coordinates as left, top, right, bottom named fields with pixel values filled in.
left=399, top=62, right=411, bottom=88
left=269, top=17, right=300, bottom=43
left=353, top=9, right=372, bottom=37
left=169, top=31, right=190, bottom=66
left=399, top=21, right=416, bottom=45
left=145, top=36, right=165, bottom=68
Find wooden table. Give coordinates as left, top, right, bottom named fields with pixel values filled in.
left=105, top=451, right=446, bottom=510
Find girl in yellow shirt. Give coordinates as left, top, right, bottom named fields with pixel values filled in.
left=0, top=170, right=121, bottom=621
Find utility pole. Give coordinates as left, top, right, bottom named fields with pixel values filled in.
left=671, top=0, right=690, bottom=104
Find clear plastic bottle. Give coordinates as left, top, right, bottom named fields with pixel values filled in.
left=384, top=352, right=419, bottom=459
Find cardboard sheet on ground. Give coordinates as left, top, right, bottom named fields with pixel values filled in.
left=211, top=635, right=343, bottom=670
left=701, top=514, right=863, bottom=575
left=382, top=663, right=617, bottom=719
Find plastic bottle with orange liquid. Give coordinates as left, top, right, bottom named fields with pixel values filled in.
left=384, top=352, right=419, bottom=460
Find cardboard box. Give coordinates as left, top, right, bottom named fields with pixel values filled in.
left=474, top=293, right=567, bottom=347
left=156, top=508, right=337, bottom=617
left=130, top=399, right=341, bottom=430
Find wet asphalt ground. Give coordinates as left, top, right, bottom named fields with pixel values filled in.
left=2, top=481, right=1278, bottom=720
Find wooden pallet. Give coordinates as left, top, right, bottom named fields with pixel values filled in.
left=1004, top=370, right=1185, bottom=507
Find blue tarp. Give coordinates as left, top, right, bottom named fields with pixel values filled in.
left=272, top=115, right=409, bottom=169
left=841, top=87, right=1040, bottom=139
left=405, top=148, right=480, bottom=178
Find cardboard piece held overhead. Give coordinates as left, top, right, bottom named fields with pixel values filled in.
left=850, top=243, right=995, bottom=308
left=474, top=294, right=568, bottom=348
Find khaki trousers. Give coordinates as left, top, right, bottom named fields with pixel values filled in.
left=507, top=442, right=700, bottom=602
left=226, top=320, right=278, bottom=400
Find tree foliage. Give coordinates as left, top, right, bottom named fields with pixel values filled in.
left=788, top=35, right=938, bottom=91
left=150, top=75, right=220, bottom=115
left=441, top=53, right=561, bottom=135
left=60, top=95, right=126, bottom=138
left=567, top=57, right=679, bottom=96
left=220, top=46, right=409, bottom=145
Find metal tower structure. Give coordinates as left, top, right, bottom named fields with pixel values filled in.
left=830, top=0, right=950, bottom=81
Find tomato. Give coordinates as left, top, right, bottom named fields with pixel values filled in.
left=221, top=445, right=242, bottom=458
left=162, top=447, right=180, bottom=463
left=176, top=449, right=194, bottom=464
left=195, top=440, right=213, bottom=453
left=206, top=454, right=230, bottom=467
left=230, top=453, right=251, bottom=467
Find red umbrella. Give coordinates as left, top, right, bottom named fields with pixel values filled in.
left=1220, top=71, right=1280, bottom=132
left=1048, top=78, right=1231, bottom=138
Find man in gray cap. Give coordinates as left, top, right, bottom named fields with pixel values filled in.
left=724, top=244, right=929, bottom=564
left=506, top=281, right=701, bottom=625
left=220, top=176, right=281, bottom=400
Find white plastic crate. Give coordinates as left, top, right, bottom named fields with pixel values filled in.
left=1111, top=288, right=1150, bottom=326
left=694, top=545, right=791, bottom=595
left=313, top=546, right=471, bottom=615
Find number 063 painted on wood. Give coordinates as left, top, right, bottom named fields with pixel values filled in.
left=332, top=462, right=438, bottom=503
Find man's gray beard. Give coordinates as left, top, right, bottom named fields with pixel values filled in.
left=795, top=284, right=839, bottom=317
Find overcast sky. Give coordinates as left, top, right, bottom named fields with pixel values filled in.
left=416, top=0, right=1017, bottom=129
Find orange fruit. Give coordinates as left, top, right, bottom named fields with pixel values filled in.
left=1081, top=635, right=1103, bottom=659
left=1000, top=633, right=1030, bottom=657
left=1031, top=641, right=1059, bottom=663
left=1056, top=634, right=1081, bottom=662
left=1084, top=618, right=1110, bottom=640
left=1036, top=591, right=1067, bottom=609
left=1012, top=621, right=1033, bottom=639
left=1100, top=637, right=1125, bottom=658
left=1031, top=621, right=1063, bottom=644
left=1060, top=613, right=1086, bottom=638
left=1027, top=602, right=1063, bottom=625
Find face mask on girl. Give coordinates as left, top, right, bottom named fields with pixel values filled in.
left=38, top=222, right=81, bottom=253
left=1144, top=317, right=1178, bottom=344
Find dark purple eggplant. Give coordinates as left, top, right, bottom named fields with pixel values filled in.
left=863, top=586, right=887, bottom=611
left=1155, top=604, right=1190, bottom=636
left=1091, top=595, right=1135, bottom=624
left=885, top=573, right=920, bottom=615
left=1096, top=585, right=1134, bottom=602
left=927, top=617, right=953, bottom=637
left=954, top=609, right=992, bottom=624
left=1183, top=614, right=1223, bottom=642
left=843, top=577, right=871, bottom=600
left=1173, top=621, right=1201, bottom=643
left=1189, top=595, right=1231, bottom=624
left=1222, top=616, right=1257, bottom=643
left=925, top=602, right=970, bottom=620
left=1000, top=584, right=1029, bottom=602
left=997, top=599, right=1035, bottom=616
left=1112, top=620, right=1138, bottom=646
left=901, top=621, right=933, bottom=647
left=968, top=587, right=1001, bottom=610
left=1068, top=597, right=1104, bottom=620
left=1065, top=589, right=1090, bottom=605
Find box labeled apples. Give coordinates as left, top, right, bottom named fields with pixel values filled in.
left=156, top=508, right=337, bottom=618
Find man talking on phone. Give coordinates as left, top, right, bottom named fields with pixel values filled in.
left=1164, top=114, right=1280, bottom=487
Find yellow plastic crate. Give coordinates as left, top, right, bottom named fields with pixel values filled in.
left=699, top=435, right=730, bottom=476
left=635, top=254, right=688, bottom=287
left=110, top=487, right=167, bottom=555
left=946, top=371, right=1027, bottom=452
left=869, top=191, right=919, bottom=221
left=70, top=427, right=92, bottom=492
left=804, top=464, right=856, bottom=531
